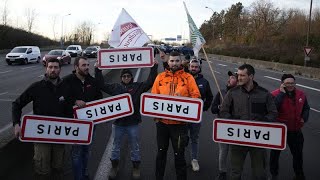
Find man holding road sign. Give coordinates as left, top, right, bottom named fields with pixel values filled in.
left=151, top=51, right=200, bottom=180
left=219, top=64, right=278, bottom=180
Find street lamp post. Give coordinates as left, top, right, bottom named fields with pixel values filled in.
left=305, top=0, right=313, bottom=67
left=61, top=13, right=71, bottom=48
left=205, top=6, right=214, bottom=40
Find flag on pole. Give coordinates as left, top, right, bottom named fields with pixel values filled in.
left=183, top=2, right=206, bottom=57
left=108, top=8, right=150, bottom=48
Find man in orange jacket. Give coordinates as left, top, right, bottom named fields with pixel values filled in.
left=151, top=51, right=201, bottom=180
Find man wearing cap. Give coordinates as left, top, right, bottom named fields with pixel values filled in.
left=152, top=51, right=201, bottom=180
left=219, top=64, right=277, bottom=180
left=182, top=54, right=191, bottom=72
left=188, top=59, right=213, bottom=172
left=269, top=74, right=310, bottom=180
left=95, top=61, right=158, bottom=179
left=211, top=70, right=238, bottom=180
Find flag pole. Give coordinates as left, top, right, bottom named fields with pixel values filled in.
left=201, top=46, right=224, bottom=101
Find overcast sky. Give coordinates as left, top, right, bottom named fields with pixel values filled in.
left=0, top=0, right=317, bottom=42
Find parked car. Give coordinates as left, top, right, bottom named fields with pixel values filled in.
left=82, top=46, right=99, bottom=58
left=179, top=46, right=194, bottom=56
left=42, top=50, right=71, bottom=66
left=65, top=45, right=82, bottom=57
left=6, top=46, right=41, bottom=65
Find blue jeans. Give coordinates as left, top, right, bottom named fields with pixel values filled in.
left=111, top=124, right=141, bottom=161
left=72, top=145, right=90, bottom=180
left=188, top=123, right=201, bottom=160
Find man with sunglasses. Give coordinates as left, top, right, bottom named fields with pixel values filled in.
left=187, top=59, right=213, bottom=172
left=95, top=61, right=158, bottom=179
left=151, top=51, right=200, bottom=180
left=269, top=74, right=310, bottom=180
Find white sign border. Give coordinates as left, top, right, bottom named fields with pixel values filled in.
left=73, top=93, right=134, bottom=124
left=20, top=115, right=94, bottom=145
left=213, top=118, right=287, bottom=150
left=140, top=93, right=203, bottom=123
left=97, top=47, right=154, bottom=69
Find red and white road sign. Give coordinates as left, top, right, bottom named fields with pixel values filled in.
left=304, top=46, right=313, bottom=57
left=20, top=115, right=94, bottom=145
left=73, top=93, right=134, bottom=124
left=98, top=47, right=154, bottom=69
left=140, top=93, right=203, bottom=123
left=213, top=119, right=287, bottom=150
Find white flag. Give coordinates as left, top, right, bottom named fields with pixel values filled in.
left=108, top=8, right=150, bottom=48
left=183, top=2, right=206, bottom=57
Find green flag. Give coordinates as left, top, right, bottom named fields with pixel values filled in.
left=183, top=2, right=206, bottom=57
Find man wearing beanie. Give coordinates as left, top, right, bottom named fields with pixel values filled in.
left=95, top=61, right=158, bottom=179
left=270, top=74, right=310, bottom=180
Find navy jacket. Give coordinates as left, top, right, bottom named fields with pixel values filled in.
left=194, top=74, right=213, bottom=111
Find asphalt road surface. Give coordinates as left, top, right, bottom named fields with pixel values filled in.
left=0, top=53, right=319, bottom=180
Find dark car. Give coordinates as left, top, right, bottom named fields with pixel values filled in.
left=42, top=50, right=71, bottom=66
left=83, top=46, right=98, bottom=58
left=180, top=46, right=194, bottom=56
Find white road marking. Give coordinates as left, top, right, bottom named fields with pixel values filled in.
left=234, top=68, right=238, bottom=70
left=94, top=131, right=113, bottom=180
left=311, top=108, right=320, bottom=113
left=264, top=76, right=320, bottom=92
left=38, top=75, right=44, bottom=78
left=0, top=99, right=14, bottom=102
left=218, top=64, right=227, bottom=67
left=0, top=70, right=12, bottom=74
left=21, top=66, right=36, bottom=70
left=0, top=123, right=12, bottom=134
left=213, top=70, right=221, bottom=74
left=0, top=92, right=8, bottom=96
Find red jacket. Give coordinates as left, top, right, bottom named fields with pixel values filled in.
left=271, top=89, right=306, bottom=131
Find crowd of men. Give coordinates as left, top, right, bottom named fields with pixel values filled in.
left=12, top=49, right=310, bottom=180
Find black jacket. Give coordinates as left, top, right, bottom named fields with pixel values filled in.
left=220, top=81, right=278, bottom=122
left=12, top=76, right=73, bottom=126
left=63, top=71, right=103, bottom=103
left=95, top=64, right=158, bottom=126
left=194, top=74, right=213, bottom=111
left=211, top=88, right=228, bottom=116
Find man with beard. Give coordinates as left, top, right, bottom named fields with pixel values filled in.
left=211, top=71, right=238, bottom=180
left=187, top=59, right=213, bottom=172
left=12, top=58, right=73, bottom=180
left=64, top=56, right=102, bottom=180
left=151, top=51, right=201, bottom=180
left=219, top=64, right=277, bottom=180
left=269, top=74, right=310, bottom=180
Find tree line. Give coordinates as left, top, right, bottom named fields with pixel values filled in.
left=199, top=0, right=320, bottom=67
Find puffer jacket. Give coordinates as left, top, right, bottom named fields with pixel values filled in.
left=151, top=69, right=201, bottom=124
left=220, top=81, right=277, bottom=122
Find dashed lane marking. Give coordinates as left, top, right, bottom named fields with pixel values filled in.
left=218, top=64, right=227, bottom=67
left=264, top=76, right=320, bottom=92
left=213, top=70, right=221, bottom=74
left=21, top=66, right=37, bottom=70
left=0, top=99, right=14, bottom=102
left=0, top=70, right=12, bottom=74
left=0, top=92, right=8, bottom=96
left=311, top=108, right=320, bottom=113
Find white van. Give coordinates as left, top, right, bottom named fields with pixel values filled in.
left=65, top=45, right=82, bottom=57
left=6, top=46, right=41, bottom=65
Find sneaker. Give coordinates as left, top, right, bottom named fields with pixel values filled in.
left=216, top=172, right=226, bottom=180
left=191, top=159, right=200, bottom=172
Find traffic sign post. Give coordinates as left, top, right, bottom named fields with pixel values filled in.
left=213, top=119, right=287, bottom=150
left=304, top=46, right=313, bottom=57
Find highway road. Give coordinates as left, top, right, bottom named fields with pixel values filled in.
left=0, top=53, right=319, bottom=180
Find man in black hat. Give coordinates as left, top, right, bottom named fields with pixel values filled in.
left=211, top=70, right=238, bottom=180
left=269, top=74, right=310, bottom=180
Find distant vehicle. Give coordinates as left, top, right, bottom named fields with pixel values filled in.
left=147, top=44, right=159, bottom=54
left=6, top=46, right=41, bottom=65
left=66, top=45, right=82, bottom=57
left=163, top=45, right=173, bottom=54
left=42, top=50, right=71, bottom=66
left=180, top=46, right=194, bottom=56
left=83, top=46, right=99, bottom=58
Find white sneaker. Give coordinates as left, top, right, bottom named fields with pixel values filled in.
left=191, top=159, right=200, bottom=171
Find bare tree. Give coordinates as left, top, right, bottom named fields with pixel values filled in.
left=25, top=8, right=37, bottom=32
left=71, top=21, right=94, bottom=45
left=1, top=0, right=9, bottom=26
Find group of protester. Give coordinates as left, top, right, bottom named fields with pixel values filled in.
left=12, top=49, right=310, bottom=180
